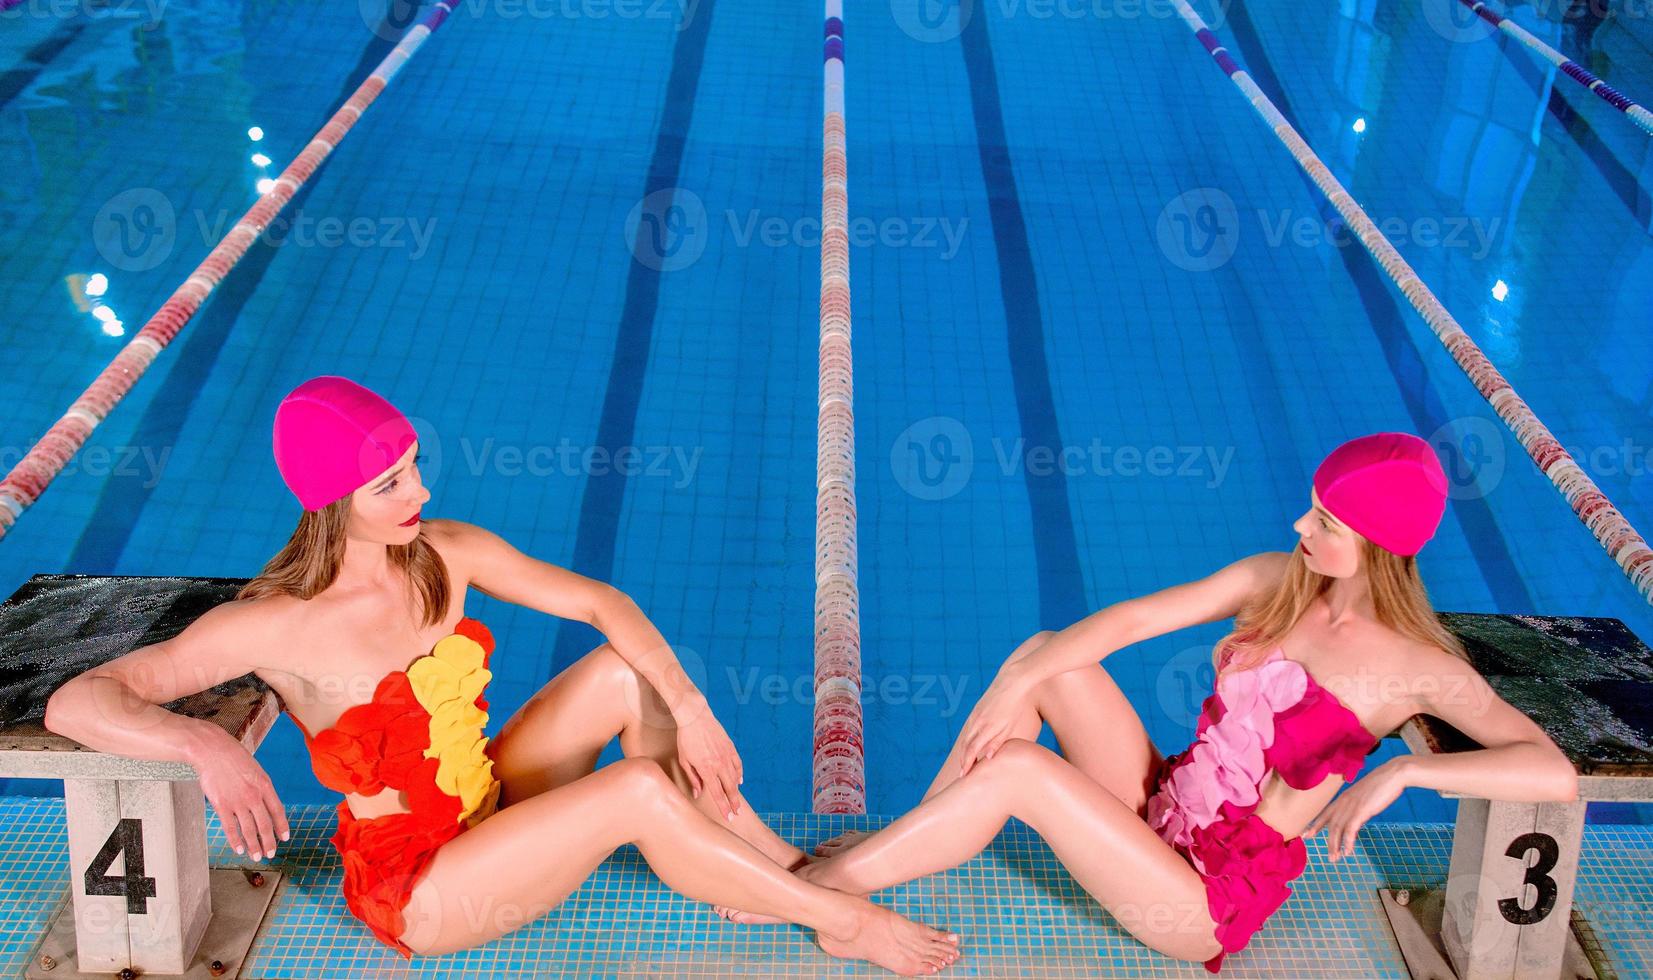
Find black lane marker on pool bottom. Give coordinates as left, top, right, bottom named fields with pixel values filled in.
left=550, top=2, right=719, bottom=676
left=956, top=9, right=1088, bottom=632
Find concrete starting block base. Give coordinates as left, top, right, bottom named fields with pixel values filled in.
left=1379, top=887, right=1611, bottom=980
left=25, top=867, right=283, bottom=980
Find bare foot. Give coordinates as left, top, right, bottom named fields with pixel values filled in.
left=795, top=852, right=865, bottom=896
left=817, top=903, right=962, bottom=976
left=813, top=828, right=874, bottom=857
left=711, top=853, right=824, bottom=926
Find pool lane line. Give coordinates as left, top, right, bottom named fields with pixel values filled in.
left=546, top=1, right=718, bottom=677
left=1219, top=0, right=1537, bottom=615
left=1456, top=0, right=1653, bottom=137
left=813, top=3, right=864, bottom=816
left=956, top=2, right=1088, bottom=633
left=1169, top=0, right=1653, bottom=605
left=66, top=15, right=424, bottom=573
left=0, top=0, right=464, bottom=542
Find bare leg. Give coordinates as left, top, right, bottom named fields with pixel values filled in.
left=488, top=642, right=804, bottom=870
left=816, top=629, right=1164, bottom=857
left=797, top=739, right=1222, bottom=966
left=400, top=757, right=963, bottom=974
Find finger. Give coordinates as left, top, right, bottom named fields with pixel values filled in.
left=707, top=775, right=735, bottom=822
left=216, top=802, right=247, bottom=855
left=959, top=732, right=984, bottom=775
left=684, top=760, right=704, bottom=798
left=263, top=784, right=292, bottom=842
left=249, top=801, right=277, bottom=859
left=231, top=808, right=259, bottom=857
left=722, top=767, right=742, bottom=816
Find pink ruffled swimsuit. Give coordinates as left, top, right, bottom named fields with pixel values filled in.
left=1144, top=641, right=1379, bottom=973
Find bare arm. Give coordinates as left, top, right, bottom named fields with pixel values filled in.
left=1001, top=550, right=1291, bottom=691
left=954, top=551, right=1289, bottom=774
left=444, top=518, right=708, bottom=721
left=445, top=518, right=747, bottom=817
left=1396, top=653, right=1580, bottom=803
left=42, top=600, right=292, bottom=858
left=44, top=600, right=268, bottom=766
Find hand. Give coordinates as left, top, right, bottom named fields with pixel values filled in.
left=190, top=729, right=290, bottom=861
left=675, top=708, right=745, bottom=822
left=1302, top=759, right=1407, bottom=863
left=957, top=662, right=1035, bottom=778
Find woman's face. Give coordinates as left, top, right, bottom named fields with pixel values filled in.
left=350, top=441, right=430, bottom=543
left=1292, top=486, right=1363, bottom=577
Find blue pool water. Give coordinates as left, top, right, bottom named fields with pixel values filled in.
left=1, top=0, right=1650, bottom=832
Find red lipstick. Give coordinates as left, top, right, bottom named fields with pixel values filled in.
left=399, top=512, right=421, bottom=527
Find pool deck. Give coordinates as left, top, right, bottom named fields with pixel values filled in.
left=2, top=797, right=1649, bottom=978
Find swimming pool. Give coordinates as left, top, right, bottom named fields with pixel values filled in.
left=1, top=0, right=1650, bottom=832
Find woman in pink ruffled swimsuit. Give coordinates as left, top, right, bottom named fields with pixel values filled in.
left=773, top=433, right=1580, bottom=972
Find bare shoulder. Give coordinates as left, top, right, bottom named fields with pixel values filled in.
left=1243, top=550, right=1293, bottom=596
left=420, top=517, right=478, bottom=583
left=212, top=593, right=308, bottom=677
left=1398, top=635, right=1486, bottom=711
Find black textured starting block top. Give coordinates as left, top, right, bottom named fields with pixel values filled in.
left=0, top=574, right=266, bottom=747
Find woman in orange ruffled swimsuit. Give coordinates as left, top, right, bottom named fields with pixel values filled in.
left=43, top=376, right=962, bottom=977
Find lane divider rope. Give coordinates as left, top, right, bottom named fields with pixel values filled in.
left=1457, top=0, right=1653, bottom=136
left=813, top=0, right=864, bottom=814
left=1170, top=0, right=1653, bottom=604
left=0, top=0, right=463, bottom=540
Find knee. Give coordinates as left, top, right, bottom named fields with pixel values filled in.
left=969, top=737, right=1051, bottom=780
left=608, top=755, right=679, bottom=807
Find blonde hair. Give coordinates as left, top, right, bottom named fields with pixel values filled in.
left=1214, top=540, right=1466, bottom=673
left=235, top=495, right=451, bottom=628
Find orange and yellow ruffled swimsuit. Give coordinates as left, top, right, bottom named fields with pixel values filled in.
left=287, top=616, right=504, bottom=957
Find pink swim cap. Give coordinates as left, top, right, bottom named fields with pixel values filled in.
left=272, top=376, right=417, bottom=511
left=1312, top=432, right=1448, bottom=557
